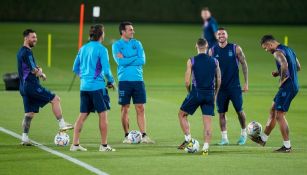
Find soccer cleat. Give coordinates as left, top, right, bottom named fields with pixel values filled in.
left=237, top=135, right=247, bottom=145
left=202, top=149, right=209, bottom=156
left=99, top=145, right=116, bottom=152
left=21, top=141, right=33, bottom=146
left=274, top=145, right=292, bottom=153
left=123, top=136, right=132, bottom=144
left=70, top=144, right=87, bottom=151
left=177, top=140, right=189, bottom=149
left=141, top=135, right=155, bottom=144
left=217, top=139, right=229, bottom=145
left=59, top=123, right=74, bottom=131
left=249, top=135, right=266, bottom=146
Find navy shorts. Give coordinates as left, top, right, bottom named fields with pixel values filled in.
left=274, top=80, right=298, bottom=112
left=80, top=89, right=110, bottom=113
left=217, top=87, right=243, bottom=113
left=21, top=83, right=55, bottom=113
left=118, top=81, right=146, bottom=105
left=180, top=90, right=215, bottom=116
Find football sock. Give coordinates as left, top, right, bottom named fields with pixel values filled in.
left=203, top=142, right=209, bottom=150
left=142, top=132, right=147, bottom=138
left=241, top=128, right=247, bottom=137
left=22, top=116, right=32, bottom=133
left=58, top=117, right=65, bottom=128
left=22, top=133, right=28, bottom=141
left=221, top=131, right=228, bottom=140
left=102, top=144, right=108, bottom=147
left=125, top=133, right=129, bottom=137
left=283, top=140, right=291, bottom=148
left=184, top=134, right=191, bottom=142
left=260, top=133, right=268, bottom=142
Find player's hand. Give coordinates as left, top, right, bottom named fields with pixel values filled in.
left=40, top=73, right=47, bottom=81
left=117, top=53, right=123, bottom=59
left=242, top=83, right=248, bottom=93
left=271, top=71, right=279, bottom=77
left=106, top=82, right=116, bottom=90
left=279, top=76, right=289, bottom=87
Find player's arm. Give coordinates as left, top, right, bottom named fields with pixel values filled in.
left=208, top=48, right=213, bottom=56
left=101, top=49, right=115, bottom=90
left=112, top=43, right=137, bottom=66
left=273, top=51, right=289, bottom=86
left=72, top=50, right=81, bottom=76
left=215, top=59, right=221, bottom=101
left=236, top=45, right=248, bottom=92
left=296, top=57, right=301, bottom=71
left=25, top=54, right=46, bottom=80
left=212, top=19, right=218, bottom=40
left=127, top=41, right=146, bottom=66
left=185, top=59, right=192, bottom=93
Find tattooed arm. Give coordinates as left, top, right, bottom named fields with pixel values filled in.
left=236, top=45, right=248, bottom=92
left=273, top=51, right=289, bottom=86
left=185, top=59, right=192, bottom=93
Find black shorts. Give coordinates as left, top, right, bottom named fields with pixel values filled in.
left=118, top=81, right=146, bottom=105
left=80, top=89, right=110, bottom=113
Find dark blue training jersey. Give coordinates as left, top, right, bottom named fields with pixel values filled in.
left=275, top=44, right=299, bottom=91
left=191, top=53, right=218, bottom=91
left=203, top=17, right=218, bottom=48
left=17, top=46, right=39, bottom=90
left=211, top=43, right=240, bottom=90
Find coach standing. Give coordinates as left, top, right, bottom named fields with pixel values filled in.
left=201, top=7, right=219, bottom=49
left=112, top=21, right=154, bottom=144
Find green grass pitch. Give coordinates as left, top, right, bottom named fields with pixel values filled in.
left=0, top=23, right=307, bottom=175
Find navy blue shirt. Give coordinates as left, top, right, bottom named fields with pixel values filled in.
left=17, top=46, right=39, bottom=91
left=203, top=17, right=218, bottom=48
left=211, top=43, right=240, bottom=90
left=191, top=53, right=218, bottom=91
left=275, top=44, right=299, bottom=91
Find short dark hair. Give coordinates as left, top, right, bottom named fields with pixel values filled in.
left=119, top=21, right=133, bottom=35
left=197, top=38, right=207, bottom=47
left=23, top=29, right=35, bottom=37
left=260, top=35, right=275, bottom=45
left=89, top=24, right=104, bottom=41
left=218, top=27, right=226, bottom=31
left=202, top=7, right=209, bottom=11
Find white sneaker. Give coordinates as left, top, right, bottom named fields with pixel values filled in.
left=123, top=136, right=132, bottom=144
left=60, top=123, right=74, bottom=131
left=99, top=145, right=116, bottom=152
left=70, top=144, right=87, bottom=151
left=141, top=135, right=155, bottom=144
left=21, top=135, right=33, bottom=146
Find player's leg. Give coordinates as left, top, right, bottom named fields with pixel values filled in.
left=217, top=90, right=230, bottom=145
left=98, top=111, right=115, bottom=152
left=70, top=112, right=88, bottom=151
left=202, top=115, right=212, bottom=155
left=50, top=95, right=73, bottom=131
left=121, top=104, right=131, bottom=143
left=178, top=110, right=191, bottom=149
left=21, top=112, right=35, bottom=146
left=274, top=110, right=292, bottom=152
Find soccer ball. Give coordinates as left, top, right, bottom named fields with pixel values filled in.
left=247, top=121, right=262, bottom=137
left=184, top=138, right=200, bottom=153
left=128, top=130, right=142, bottom=144
left=54, top=132, right=70, bottom=146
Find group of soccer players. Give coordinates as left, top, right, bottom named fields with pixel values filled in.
left=17, top=7, right=300, bottom=154
left=177, top=7, right=301, bottom=155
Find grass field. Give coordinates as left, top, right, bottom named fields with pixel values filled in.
left=0, top=23, right=307, bottom=175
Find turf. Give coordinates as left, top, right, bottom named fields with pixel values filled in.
left=0, top=23, right=306, bottom=175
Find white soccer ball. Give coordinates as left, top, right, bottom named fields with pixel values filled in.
left=184, top=138, right=200, bottom=153
left=128, top=130, right=142, bottom=144
left=247, top=121, right=263, bottom=137
left=54, top=132, right=70, bottom=146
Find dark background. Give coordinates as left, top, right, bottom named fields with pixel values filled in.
left=1, top=0, right=306, bottom=24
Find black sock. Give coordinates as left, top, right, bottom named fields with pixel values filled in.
left=125, top=133, right=129, bottom=137
left=142, top=132, right=147, bottom=137
left=74, top=144, right=79, bottom=146
left=22, top=116, right=33, bottom=133
left=102, top=144, right=108, bottom=147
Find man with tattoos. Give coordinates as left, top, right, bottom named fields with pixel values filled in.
left=250, top=35, right=301, bottom=153
left=17, top=29, right=73, bottom=146
left=177, top=38, right=221, bottom=156
left=209, top=27, right=249, bottom=145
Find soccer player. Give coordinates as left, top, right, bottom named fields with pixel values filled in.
left=201, top=7, right=218, bottom=49
left=178, top=38, right=221, bottom=155
left=71, top=24, right=116, bottom=152
left=209, top=27, right=249, bottom=145
left=17, top=29, right=73, bottom=146
left=112, top=21, right=154, bottom=144
left=251, top=35, right=301, bottom=153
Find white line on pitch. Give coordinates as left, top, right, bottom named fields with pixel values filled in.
left=0, top=127, right=108, bottom=175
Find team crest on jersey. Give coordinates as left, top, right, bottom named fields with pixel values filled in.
left=228, top=50, right=233, bottom=57
left=215, top=54, right=219, bottom=58
left=132, top=45, right=137, bottom=50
